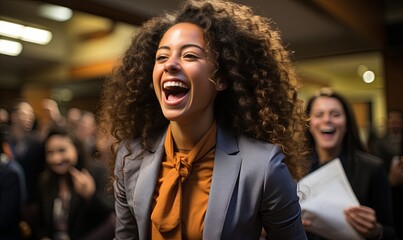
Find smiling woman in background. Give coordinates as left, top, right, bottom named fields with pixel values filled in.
left=304, top=88, right=396, bottom=240
left=35, top=127, right=115, bottom=240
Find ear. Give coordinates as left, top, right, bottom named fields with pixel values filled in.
left=215, top=79, right=228, bottom=91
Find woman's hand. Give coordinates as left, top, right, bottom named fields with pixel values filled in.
left=69, top=167, right=96, bottom=200
left=344, top=206, right=382, bottom=239
left=301, top=210, right=314, bottom=228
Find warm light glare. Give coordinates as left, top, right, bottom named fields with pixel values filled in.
left=0, top=39, right=22, bottom=56
left=21, top=27, right=52, bottom=45
left=0, top=20, right=52, bottom=45
left=39, top=4, right=73, bottom=22
left=363, top=70, right=375, bottom=83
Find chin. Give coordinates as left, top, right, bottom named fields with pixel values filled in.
left=162, top=110, right=186, bottom=121
left=52, top=168, right=69, bottom=176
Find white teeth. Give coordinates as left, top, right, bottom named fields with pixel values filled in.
left=320, top=126, right=335, bottom=133
left=163, top=81, right=188, bottom=89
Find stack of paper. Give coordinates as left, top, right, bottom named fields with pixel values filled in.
left=298, top=159, right=364, bottom=240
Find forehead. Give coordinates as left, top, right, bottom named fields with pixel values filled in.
left=311, top=96, right=344, bottom=111
left=18, top=102, right=33, bottom=112
left=159, top=22, right=205, bottom=46
left=46, top=135, right=73, bottom=146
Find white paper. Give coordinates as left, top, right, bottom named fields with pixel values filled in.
left=298, top=158, right=364, bottom=240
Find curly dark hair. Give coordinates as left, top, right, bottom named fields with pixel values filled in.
left=98, top=0, right=308, bottom=180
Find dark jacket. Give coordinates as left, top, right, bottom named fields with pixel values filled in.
left=36, top=162, right=114, bottom=240
left=0, top=163, right=22, bottom=240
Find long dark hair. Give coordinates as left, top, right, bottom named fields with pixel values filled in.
left=305, top=88, right=367, bottom=167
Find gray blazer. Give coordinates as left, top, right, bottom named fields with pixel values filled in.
left=114, top=126, right=306, bottom=240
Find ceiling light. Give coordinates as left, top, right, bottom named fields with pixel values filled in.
left=38, top=4, right=73, bottom=22
left=21, top=26, right=52, bottom=45
left=0, top=20, right=52, bottom=45
left=0, top=20, right=24, bottom=38
left=362, top=70, right=375, bottom=83
left=0, top=39, right=22, bottom=56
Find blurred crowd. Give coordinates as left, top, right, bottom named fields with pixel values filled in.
left=0, top=98, right=115, bottom=240
left=0, top=93, right=402, bottom=240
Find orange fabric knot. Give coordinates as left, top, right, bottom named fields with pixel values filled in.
left=175, top=155, right=192, bottom=181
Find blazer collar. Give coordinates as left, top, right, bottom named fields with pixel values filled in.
left=133, top=126, right=241, bottom=240
left=134, top=131, right=166, bottom=240
left=203, top=126, right=241, bottom=239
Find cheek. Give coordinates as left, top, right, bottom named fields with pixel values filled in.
left=194, top=71, right=215, bottom=93
left=338, top=119, right=347, bottom=135
left=45, top=154, right=55, bottom=165
left=69, top=149, right=79, bottom=165
left=152, top=66, right=162, bottom=98
left=309, top=119, right=320, bottom=133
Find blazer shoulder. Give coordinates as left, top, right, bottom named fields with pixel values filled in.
left=115, top=131, right=166, bottom=173
left=116, top=139, right=142, bottom=159
left=235, top=135, right=285, bottom=175
left=354, top=150, right=385, bottom=174
left=116, top=130, right=167, bottom=160
left=238, top=134, right=281, bottom=159
left=355, top=150, right=383, bottom=167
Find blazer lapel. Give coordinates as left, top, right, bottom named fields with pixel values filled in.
left=133, top=131, right=166, bottom=240
left=204, top=127, right=241, bottom=239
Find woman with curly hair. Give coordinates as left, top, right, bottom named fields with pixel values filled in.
left=98, top=0, right=308, bottom=239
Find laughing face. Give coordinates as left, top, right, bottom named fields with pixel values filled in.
left=45, top=135, right=78, bottom=175
left=309, top=96, right=346, bottom=155
left=152, top=22, right=222, bottom=125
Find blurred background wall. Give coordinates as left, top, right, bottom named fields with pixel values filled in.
left=0, top=0, right=402, bottom=144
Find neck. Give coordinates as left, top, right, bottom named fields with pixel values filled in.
left=316, top=147, right=340, bottom=165
left=170, top=117, right=215, bottom=151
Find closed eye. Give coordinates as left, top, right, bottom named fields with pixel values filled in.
left=156, top=55, right=168, bottom=62
left=183, top=53, right=199, bottom=60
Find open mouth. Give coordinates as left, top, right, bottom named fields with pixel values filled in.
left=163, top=80, right=189, bottom=101
left=320, top=126, right=336, bottom=135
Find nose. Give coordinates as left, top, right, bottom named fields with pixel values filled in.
left=48, top=152, right=62, bottom=164
left=323, top=113, right=332, bottom=122
left=164, top=56, right=181, bottom=73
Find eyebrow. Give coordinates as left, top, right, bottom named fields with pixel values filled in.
left=157, top=44, right=206, bottom=53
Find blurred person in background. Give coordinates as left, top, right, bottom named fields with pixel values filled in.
left=0, top=123, right=27, bottom=205
left=35, top=126, right=115, bottom=240
left=66, top=107, right=82, bottom=130
left=372, top=110, right=402, bottom=174
left=75, top=111, right=98, bottom=158
left=0, top=107, right=9, bottom=124
left=303, top=88, right=396, bottom=240
left=371, top=110, right=403, bottom=240
left=39, top=99, right=67, bottom=140
left=0, top=124, right=23, bottom=239
left=8, top=98, right=46, bottom=239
